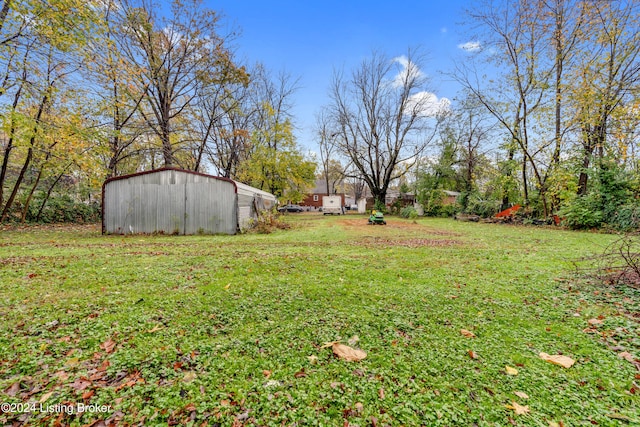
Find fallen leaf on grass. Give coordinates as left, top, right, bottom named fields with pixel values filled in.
left=331, top=343, right=367, bottom=362
left=4, top=382, right=20, bottom=396
left=505, top=401, right=530, bottom=415
left=100, top=339, right=116, bottom=354
left=588, top=318, right=603, bottom=326
left=618, top=351, right=635, bottom=363
left=514, top=391, right=529, bottom=399
left=347, top=335, right=360, bottom=346
left=183, top=371, right=197, bottom=383
left=307, top=355, right=319, bottom=365
left=460, top=329, right=476, bottom=338
left=262, top=370, right=272, bottom=378
left=378, top=388, right=385, bottom=400
left=39, top=391, right=54, bottom=403
left=539, top=352, right=575, bottom=368
left=468, top=350, right=479, bottom=360
left=147, top=324, right=163, bottom=333
left=505, top=366, right=519, bottom=376
left=69, top=378, right=92, bottom=391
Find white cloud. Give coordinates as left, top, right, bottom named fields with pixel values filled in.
left=391, top=55, right=426, bottom=87
left=458, top=41, right=482, bottom=52
left=406, top=92, right=451, bottom=118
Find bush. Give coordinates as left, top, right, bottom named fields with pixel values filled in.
left=246, top=209, right=291, bottom=234
left=607, top=201, right=640, bottom=232
left=558, top=193, right=603, bottom=229
left=465, top=194, right=500, bottom=218
left=24, top=194, right=100, bottom=224
left=400, top=206, right=418, bottom=219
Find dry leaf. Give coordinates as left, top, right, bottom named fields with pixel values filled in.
left=262, top=370, right=272, bottom=378
left=4, top=382, right=20, bottom=397
left=588, top=318, right=603, bottom=326
left=468, top=350, right=478, bottom=360
left=182, top=371, right=197, bottom=383
left=514, top=391, right=529, bottom=399
left=505, top=401, right=530, bottom=415
left=147, top=324, right=163, bottom=333
left=539, top=352, right=575, bottom=368
left=307, top=355, right=319, bottom=365
left=348, top=335, right=360, bottom=346
left=100, top=339, right=116, bottom=354
left=355, top=402, right=364, bottom=414
left=618, top=351, right=635, bottom=363
left=70, top=378, right=92, bottom=391
left=505, top=366, right=519, bottom=376
left=378, top=387, right=385, bottom=400
left=332, top=343, right=366, bottom=362
left=39, top=391, right=54, bottom=403
left=460, top=329, right=476, bottom=338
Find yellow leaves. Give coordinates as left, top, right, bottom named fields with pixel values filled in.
left=505, top=366, right=519, bottom=376
left=539, top=352, right=575, bottom=368
left=514, top=391, right=529, bottom=399
left=505, top=401, right=530, bottom=415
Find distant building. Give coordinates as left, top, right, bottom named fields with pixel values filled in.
left=301, top=179, right=345, bottom=211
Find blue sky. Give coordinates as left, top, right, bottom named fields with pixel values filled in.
left=207, top=1, right=475, bottom=151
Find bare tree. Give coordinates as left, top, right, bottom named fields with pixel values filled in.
left=314, top=108, right=344, bottom=195
left=121, top=0, right=242, bottom=167
left=327, top=49, right=446, bottom=207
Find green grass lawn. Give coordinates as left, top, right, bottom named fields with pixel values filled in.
left=0, top=215, right=638, bottom=426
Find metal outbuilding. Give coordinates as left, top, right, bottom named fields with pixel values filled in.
left=102, top=168, right=277, bottom=235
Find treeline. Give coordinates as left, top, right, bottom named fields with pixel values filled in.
left=414, top=0, right=640, bottom=230
left=0, top=0, right=315, bottom=223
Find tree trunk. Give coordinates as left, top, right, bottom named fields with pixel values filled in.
left=20, top=166, right=43, bottom=223
left=0, top=146, right=31, bottom=222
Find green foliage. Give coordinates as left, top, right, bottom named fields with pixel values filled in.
left=559, top=193, right=603, bottom=229
left=373, top=198, right=386, bottom=213
left=25, top=194, right=100, bottom=224
left=238, top=105, right=316, bottom=202
left=608, top=201, right=640, bottom=232
left=400, top=206, right=418, bottom=219
left=465, top=193, right=501, bottom=218
left=560, top=159, right=637, bottom=230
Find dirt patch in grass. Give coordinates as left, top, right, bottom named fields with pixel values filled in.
left=355, top=237, right=460, bottom=248
left=337, top=218, right=460, bottom=236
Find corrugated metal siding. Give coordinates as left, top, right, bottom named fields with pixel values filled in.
left=104, top=169, right=237, bottom=235
left=234, top=182, right=278, bottom=231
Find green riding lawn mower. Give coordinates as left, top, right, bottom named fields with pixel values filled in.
left=368, top=210, right=386, bottom=225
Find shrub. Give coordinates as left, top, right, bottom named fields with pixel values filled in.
left=25, top=195, right=100, bottom=224
left=400, top=206, right=418, bottom=219
left=607, top=201, right=640, bottom=232
left=465, top=194, right=500, bottom=218
left=246, top=209, right=291, bottom=234
left=558, top=193, right=603, bottom=229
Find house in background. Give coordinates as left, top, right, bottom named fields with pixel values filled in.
left=300, top=179, right=346, bottom=211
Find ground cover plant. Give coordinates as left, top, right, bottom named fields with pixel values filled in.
left=0, top=216, right=638, bottom=426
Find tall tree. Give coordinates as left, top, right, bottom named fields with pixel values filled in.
left=571, top=0, right=640, bottom=195
left=327, top=50, right=446, bottom=207
left=120, top=0, right=244, bottom=167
